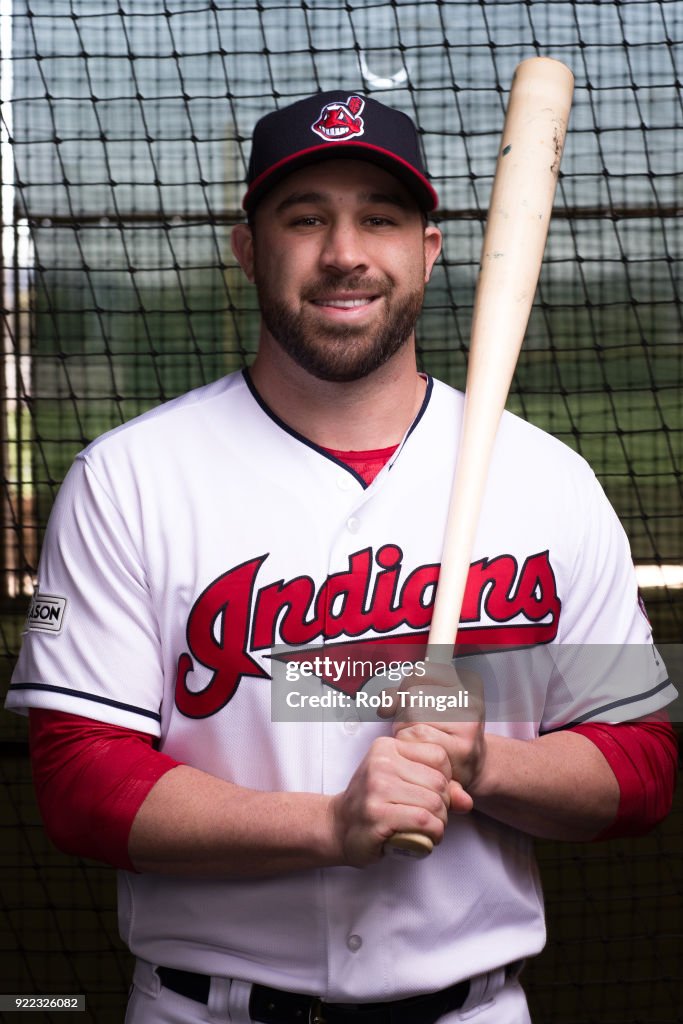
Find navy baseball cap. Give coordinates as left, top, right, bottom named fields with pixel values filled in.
left=242, top=91, right=439, bottom=214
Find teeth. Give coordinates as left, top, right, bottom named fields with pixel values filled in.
left=315, top=298, right=371, bottom=308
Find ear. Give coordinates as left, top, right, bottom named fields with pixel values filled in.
left=423, top=225, right=442, bottom=283
left=231, top=223, right=255, bottom=282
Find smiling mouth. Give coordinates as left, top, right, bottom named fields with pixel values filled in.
left=318, top=126, right=353, bottom=138
left=311, top=297, right=376, bottom=309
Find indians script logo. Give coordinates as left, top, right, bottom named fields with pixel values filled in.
left=175, top=545, right=561, bottom=718
left=311, top=95, right=365, bottom=141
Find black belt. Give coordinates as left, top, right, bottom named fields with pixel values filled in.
left=155, top=966, right=471, bottom=1024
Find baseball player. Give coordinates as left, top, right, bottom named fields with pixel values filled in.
left=6, top=92, right=678, bottom=1024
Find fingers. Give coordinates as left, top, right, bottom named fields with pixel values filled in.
left=393, top=733, right=452, bottom=779
left=448, top=779, right=475, bottom=814
left=331, top=736, right=453, bottom=868
left=376, top=685, right=401, bottom=719
left=377, top=665, right=483, bottom=722
left=377, top=664, right=487, bottom=796
left=369, top=736, right=452, bottom=822
left=332, top=663, right=486, bottom=868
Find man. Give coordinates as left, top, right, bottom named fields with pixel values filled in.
left=6, top=92, right=678, bottom=1024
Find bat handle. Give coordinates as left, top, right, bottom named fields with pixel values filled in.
left=383, top=643, right=455, bottom=858
left=383, top=636, right=457, bottom=858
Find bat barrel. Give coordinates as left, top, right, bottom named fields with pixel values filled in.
left=427, top=56, right=574, bottom=652
left=386, top=58, right=574, bottom=859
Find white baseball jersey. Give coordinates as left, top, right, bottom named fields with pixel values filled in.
left=6, top=370, right=674, bottom=1001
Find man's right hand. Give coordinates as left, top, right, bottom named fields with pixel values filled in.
left=329, top=735, right=453, bottom=867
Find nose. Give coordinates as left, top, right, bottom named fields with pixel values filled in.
left=319, top=219, right=369, bottom=275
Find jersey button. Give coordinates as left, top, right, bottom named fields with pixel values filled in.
left=346, top=516, right=360, bottom=534
left=343, top=715, right=360, bottom=735
left=338, top=475, right=352, bottom=491
left=346, top=934, right=362, bottom=952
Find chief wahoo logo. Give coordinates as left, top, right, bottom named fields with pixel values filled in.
left=311, top=95, right=365, bottom=141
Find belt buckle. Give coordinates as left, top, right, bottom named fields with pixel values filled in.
left=309, top=997, right=326, bottom=1024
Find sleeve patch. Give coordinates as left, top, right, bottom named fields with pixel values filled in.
left=25, top=594, right=67, bottom=635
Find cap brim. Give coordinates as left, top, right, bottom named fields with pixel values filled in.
left=242, top=142, right=438, bottom=213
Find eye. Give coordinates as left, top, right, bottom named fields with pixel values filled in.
left=365, top=215, right=396, bottom=227
left=290, top=214, right=322, bottom=227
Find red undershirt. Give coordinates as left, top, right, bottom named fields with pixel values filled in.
left=26, top=445, right=678, bottom=869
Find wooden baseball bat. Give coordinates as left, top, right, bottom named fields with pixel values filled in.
left=387, top=57, right=574, bottom=858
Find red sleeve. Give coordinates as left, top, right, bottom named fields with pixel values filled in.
left=28, top=708, right=181, bottom=870
left=569, top=715, right=679, bottom=839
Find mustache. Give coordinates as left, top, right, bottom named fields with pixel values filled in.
left=303, top=275, right=391, bottom=301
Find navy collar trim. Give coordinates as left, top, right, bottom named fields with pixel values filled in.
left=242, top=368, right=433, bottom=490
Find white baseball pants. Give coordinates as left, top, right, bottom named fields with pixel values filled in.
left=125, top=959, right=532, bottom=1024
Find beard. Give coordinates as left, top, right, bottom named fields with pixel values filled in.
left=253, top=271, right=425, bottom=383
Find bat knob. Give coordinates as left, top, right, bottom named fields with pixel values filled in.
left=384, top=831, right=434, bottom=858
